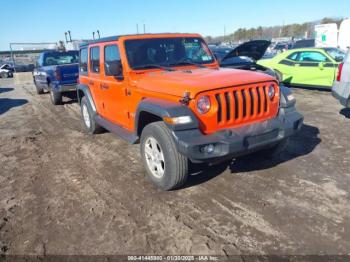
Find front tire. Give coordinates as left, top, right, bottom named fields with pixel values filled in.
left=140, top=122, right=188, bottom=190
left=34, top=79, right=44, bottom=95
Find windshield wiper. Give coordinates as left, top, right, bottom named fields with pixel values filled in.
left=133, top=64, right=175, bottom=71
left=169, top=61, right=206, bottom=68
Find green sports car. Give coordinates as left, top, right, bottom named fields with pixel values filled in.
left=258, top=48, right=345, bottom=88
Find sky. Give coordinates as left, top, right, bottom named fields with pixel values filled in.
left=1, top=0, right=349, bottom=50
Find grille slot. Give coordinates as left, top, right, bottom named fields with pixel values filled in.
left=249, top=88, right=254, bottom=116
left=224, top=92, right=231, bottom=121
left=215, top=94, right=222, bottom=122
left=263, top=86, right=268, bottom=112
left=242, top=90, right=247, bottom=118
left=234, top=91, right=239, bottom=120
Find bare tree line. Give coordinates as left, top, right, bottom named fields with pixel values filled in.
left=205, top=17, right=344, bottom=44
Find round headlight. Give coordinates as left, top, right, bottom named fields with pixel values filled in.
left=268, top=85, right=275, bottom=100
left=197, top=96, right=211, bottom=114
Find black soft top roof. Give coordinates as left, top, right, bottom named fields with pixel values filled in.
left=79, top=33, right=199, bottom=48
left=80, top=36, right=120, bottom=47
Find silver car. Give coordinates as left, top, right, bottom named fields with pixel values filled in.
left=332, top=49, right=350, bottom=108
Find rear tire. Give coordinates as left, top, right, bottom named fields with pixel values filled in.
left=80, top=96, right=103, bottom=134
left=49, top=85, right=62, bottom=105
left=140, top=122, right=188, bottom=190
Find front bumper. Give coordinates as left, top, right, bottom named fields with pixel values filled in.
left=172, top=106, right=303, bottom=162
left=332, top=81, right=350, bottom=108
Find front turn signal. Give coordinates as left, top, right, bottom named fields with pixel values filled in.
left=163, top=116, right=192, bottom=125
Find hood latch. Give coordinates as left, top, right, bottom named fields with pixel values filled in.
left=179, top=91, right=191, bottom=105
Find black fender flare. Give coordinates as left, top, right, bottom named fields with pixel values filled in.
left=135, top=98, right=199, bottom=134
left=76, top=84, right=97, bottom=112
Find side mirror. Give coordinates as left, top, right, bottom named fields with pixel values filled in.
left=335, top=56, right=343, bottom=62
left=105, top=60, right=124, bottom=80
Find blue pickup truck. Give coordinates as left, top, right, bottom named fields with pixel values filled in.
left=33, top=50, right=79, bottom=105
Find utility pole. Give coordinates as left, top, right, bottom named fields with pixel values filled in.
left=280, top=20, right=285, bottom=37
left=224, top=26, right=226, bottom=43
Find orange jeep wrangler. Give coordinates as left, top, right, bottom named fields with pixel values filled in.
left=77, top=33, right=303, bottom=190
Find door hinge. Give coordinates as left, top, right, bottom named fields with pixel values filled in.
left=125, top=88, right=131, bottom=96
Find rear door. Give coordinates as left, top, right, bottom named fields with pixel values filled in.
left=101, top=43, right=130, bottom=128
left=87, top=45, right=106, bottom=116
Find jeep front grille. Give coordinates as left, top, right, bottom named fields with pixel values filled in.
left=192, top=82, right=279, bottom=134
left=215, top=85, right=271, bottom=124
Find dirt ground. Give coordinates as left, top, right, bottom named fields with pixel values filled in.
left=0, top=78, right=350, bottom=256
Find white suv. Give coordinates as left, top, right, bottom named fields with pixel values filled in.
left=332, top=49, right=350, bottom=108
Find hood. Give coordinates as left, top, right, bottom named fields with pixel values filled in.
left=221, top=40, right=271, bottom=62
left=136, top=68, right=275, bottom=98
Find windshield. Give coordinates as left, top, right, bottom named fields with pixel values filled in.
left=125, top=37, right=215, bottom=70
left=325, top=48, right=345, bottom=61
left=43, top=51, right=79, bottom=66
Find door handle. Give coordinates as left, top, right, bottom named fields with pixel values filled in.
left=89, top=80, right=95, bottom=85
left=100, top=83, right=109, bottom=90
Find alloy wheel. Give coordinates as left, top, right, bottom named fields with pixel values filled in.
left=144, top=136, right=165, bottom=178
